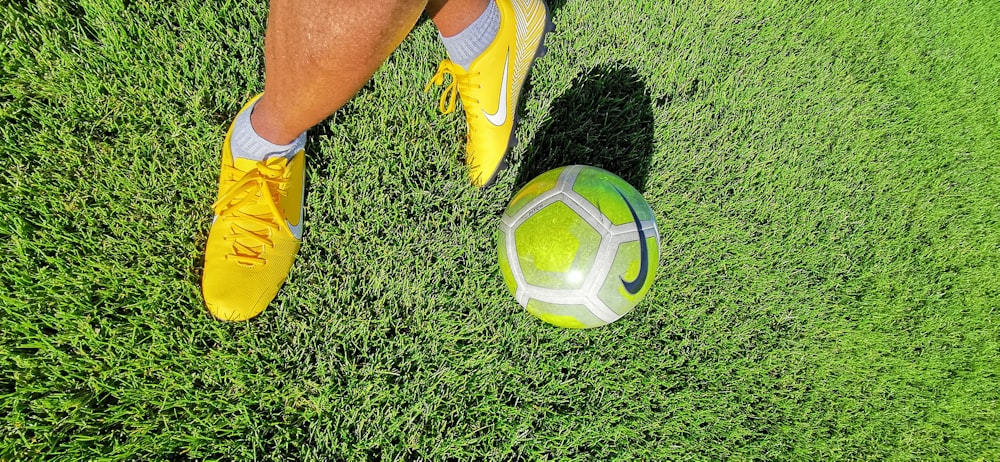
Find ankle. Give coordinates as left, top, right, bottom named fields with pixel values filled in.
left=437, top=0, right=499, bottom=70
left=230, top=98, right=306, bottom=161
left=249, top=98, right=302, bottom=146
left=430, top=0, right=491, bottom=38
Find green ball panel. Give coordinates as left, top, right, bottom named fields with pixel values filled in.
left=496, top=228, right=518, bottom=296
left=504, top=166, right=565, bottom=218
left=525, top=298, right=607, bottom=329
left=597, top=236, right=660, bottom=316
left=514, top=201, right=601, bottom=290
left=571, top=167, right=654, bottom=226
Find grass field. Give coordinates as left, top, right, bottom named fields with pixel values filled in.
left=2, top=0, right=999, bottom=459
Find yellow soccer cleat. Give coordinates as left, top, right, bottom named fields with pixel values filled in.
left=426, top=0, right=555, bottom=188
left=201, top=96, right=306, bottom=321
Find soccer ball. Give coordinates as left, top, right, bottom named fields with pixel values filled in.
left=497, top=165, right=660, bottom=328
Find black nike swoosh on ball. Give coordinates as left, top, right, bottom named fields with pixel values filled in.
left=614, top=186, right=650, bottom=295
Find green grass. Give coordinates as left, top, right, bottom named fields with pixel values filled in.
left=2, top=0, right=998, bottom=459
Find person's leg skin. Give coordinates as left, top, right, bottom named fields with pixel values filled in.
left=252, top=0, right=491, bottom=145
left=252, top=0, right=432, bottom=145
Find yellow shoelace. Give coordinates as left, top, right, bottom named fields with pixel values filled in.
left=212, top=157, right=290, bottom=266
left=424, top=60, right=482, bottom=116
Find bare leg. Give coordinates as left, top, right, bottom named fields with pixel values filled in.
left=251, top=0, right=489, bottom=145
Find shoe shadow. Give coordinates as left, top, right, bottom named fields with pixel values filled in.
left=545, top=0, right=568, bottom=15
left=514, top=63, right=655, bottom=192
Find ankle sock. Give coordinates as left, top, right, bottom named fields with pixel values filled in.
left=230, top=99, right=306, bottom=161
left=439, top=0, right=500, bottom=70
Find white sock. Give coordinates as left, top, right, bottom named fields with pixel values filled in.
left=439, top=0, right=500, bottom=71
left=230, top=99, right=306, bottom=161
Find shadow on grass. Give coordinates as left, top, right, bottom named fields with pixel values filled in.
left=514, top=63, right=655, bottom=193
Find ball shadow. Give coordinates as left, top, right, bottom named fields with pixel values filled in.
left=514, top=64, right=655, bottom=193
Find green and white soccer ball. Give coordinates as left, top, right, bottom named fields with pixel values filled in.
left=497, top=165, right=660, bottom=328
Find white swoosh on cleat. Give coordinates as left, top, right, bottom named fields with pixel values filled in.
left=286, top=218, right=303, bottom=239
left=483, top=49, right=510, bottom=126
left=286, top=157, right=306, bottom=240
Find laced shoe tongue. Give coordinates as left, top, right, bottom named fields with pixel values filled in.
left=215, top=157, right=290, bottom=263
